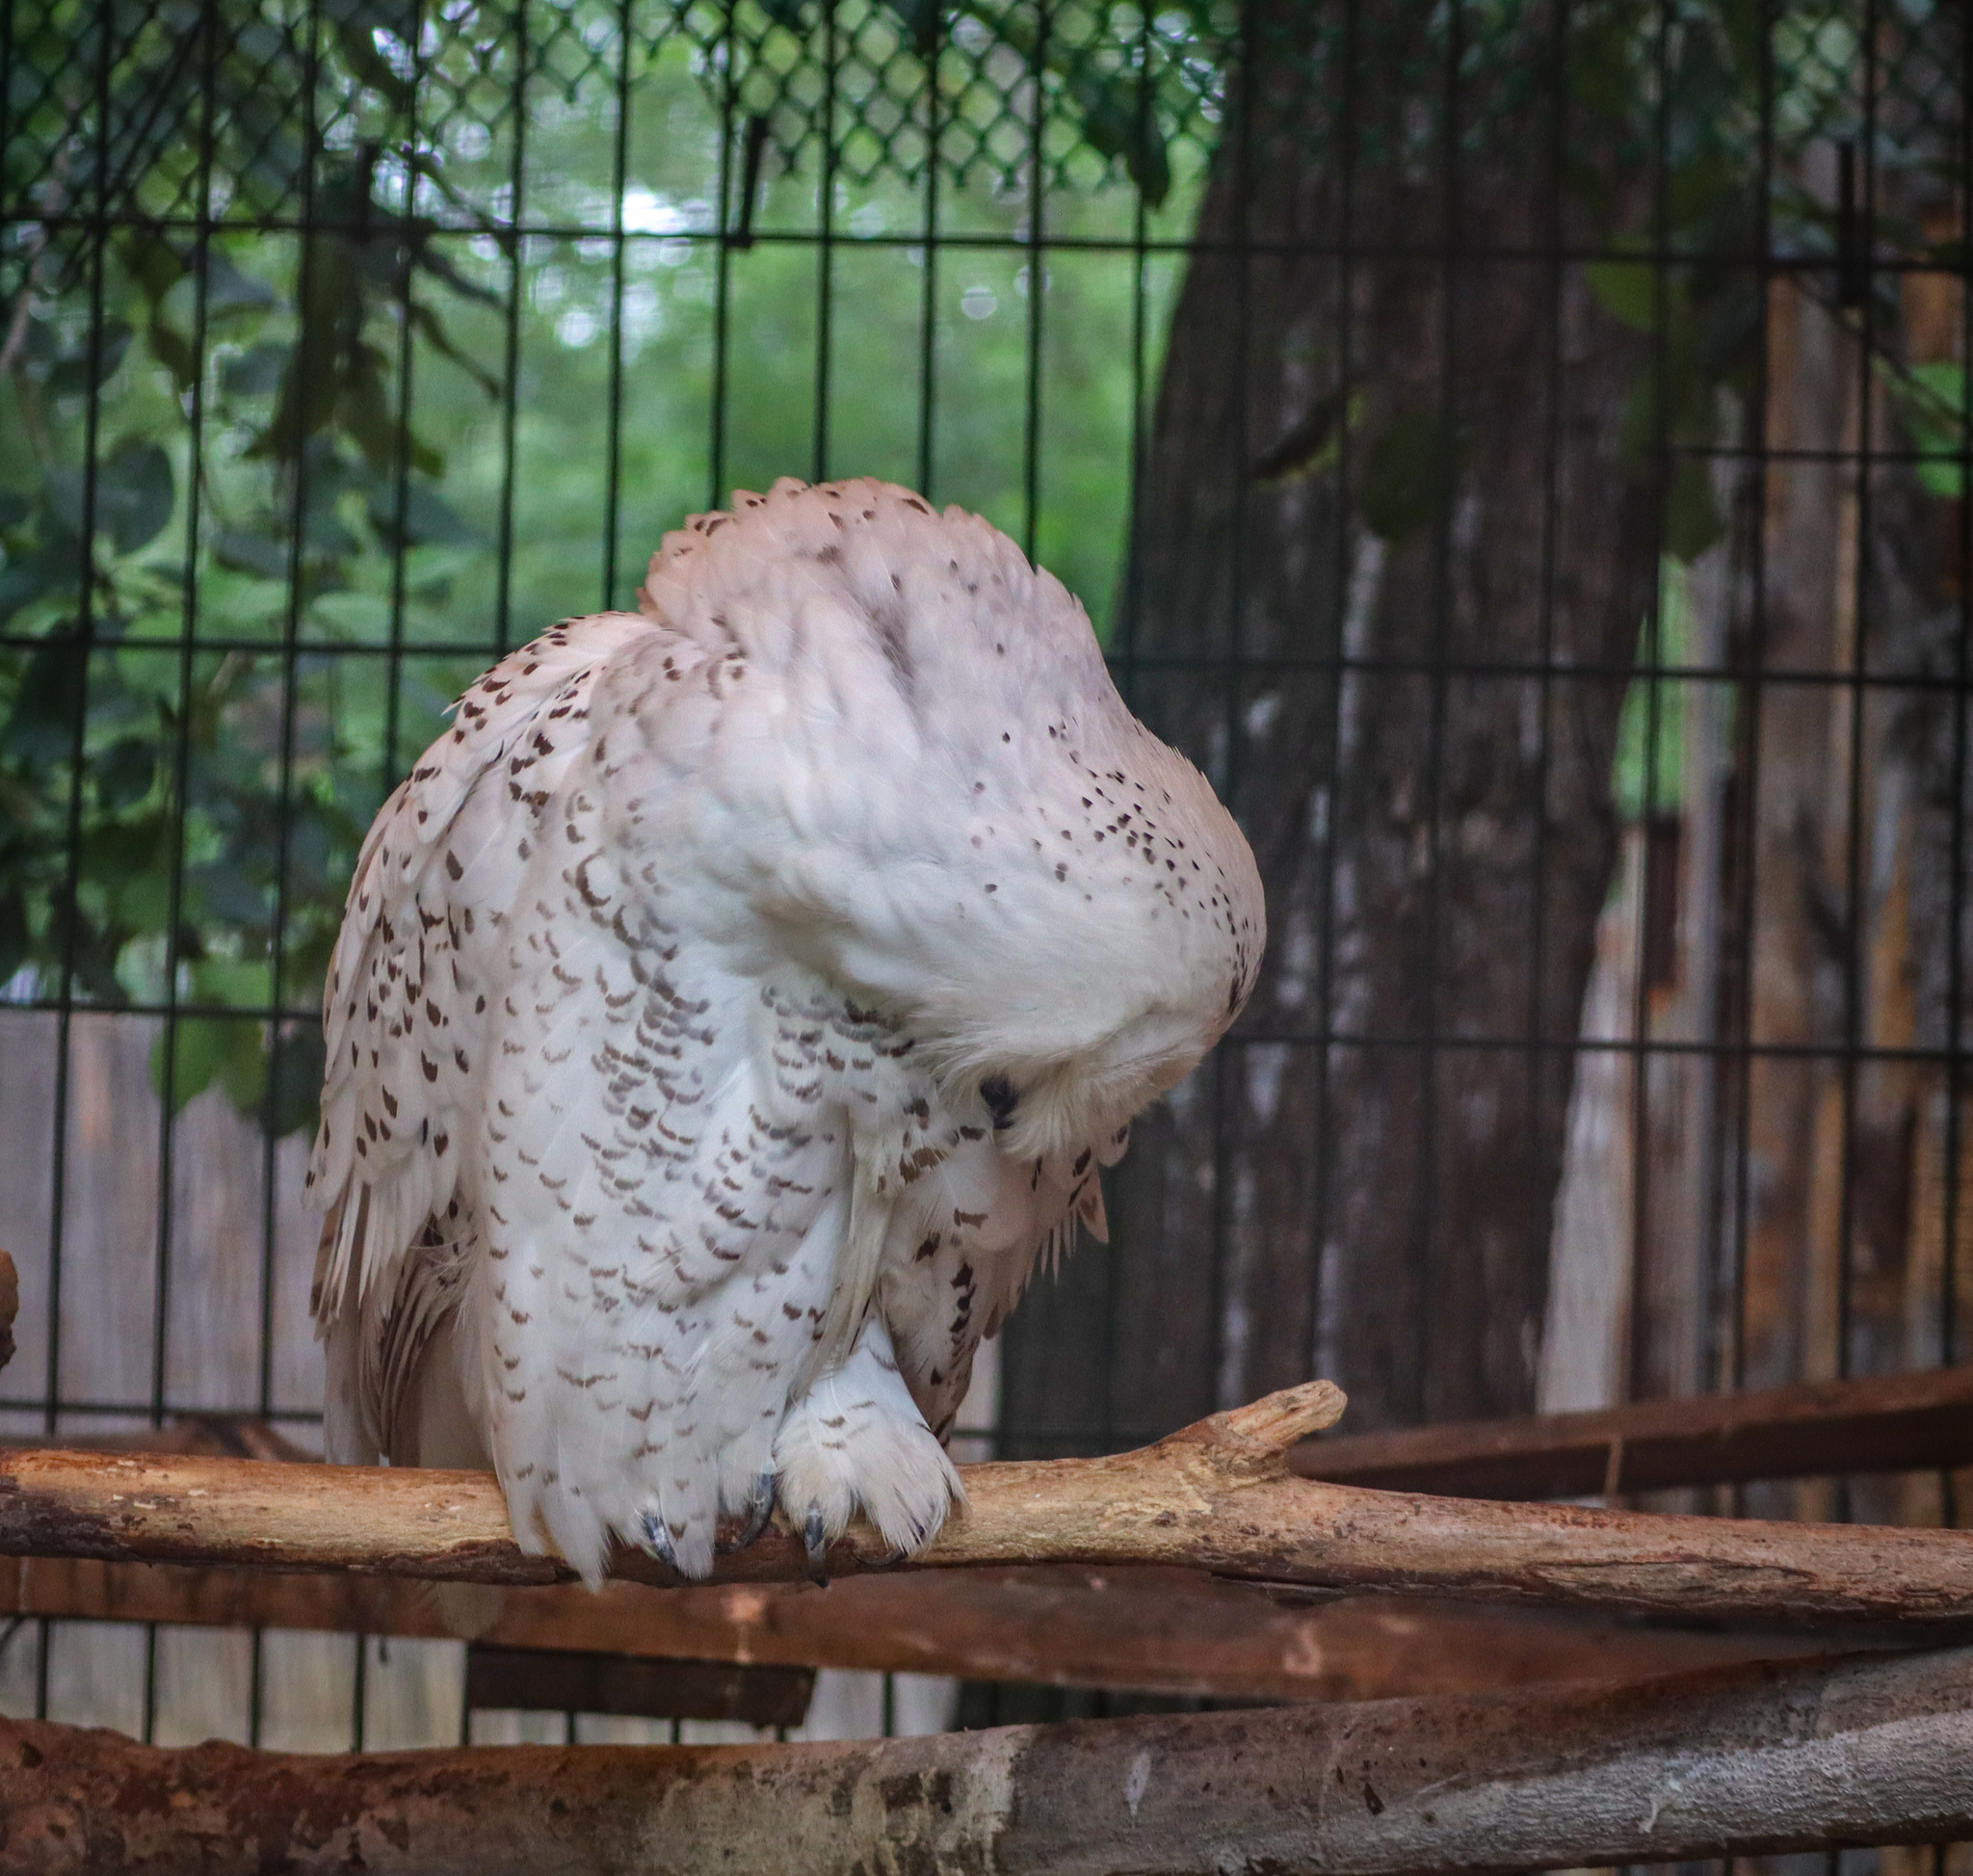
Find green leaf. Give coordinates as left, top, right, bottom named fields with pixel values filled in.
left=267, top=1023, right=326, bottom=1136
left=203, top=248, right=283, bottom=316
left=98, top=441, right=177, bottom=554
left=1356, top=409, right=1467, bottom=544
left=93, top=735, right=157, bottom=810
left=368, top=477, right=477, bottom=548
left=187, top=859, right=270, bottom=927
left=0, top=885, right=28, bottom=985
left=221, top=343, right=290, bottom=397
left=213, top=527, right=292, bottom=581
left=1584, top=258, right=1656, bottom=333
left=151, top=1015, right=262, bottom=1115
left=1662, top=457, right=1724, bottom=563
left=0, top=541, right=72, bottom=623
left=46, top=319, right=133, bottom=396
left=1, top=634, right=85, bottom=768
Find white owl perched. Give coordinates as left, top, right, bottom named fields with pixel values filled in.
left=305, top=478, right=1264, bottom=1585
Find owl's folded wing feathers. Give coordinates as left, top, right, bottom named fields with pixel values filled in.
left=304, top=613, right=660, bottom=1450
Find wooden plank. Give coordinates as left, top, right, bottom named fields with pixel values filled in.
left=0, top=1554, right=1842, bottom=1703
left=463, top=1647, right=813, bottom=1728
left=1295, top=1364, right=1973, bottom=1497
left=3, top=1647, right=1968, bottom=1874
left=7, top=1383, right=1973, bottom=1629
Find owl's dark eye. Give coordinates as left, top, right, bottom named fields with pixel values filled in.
left=980, top=1076, right=1019, bottom=1130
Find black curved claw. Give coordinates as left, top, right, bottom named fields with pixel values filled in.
left=640, top=1509, right=682, bottom=1576
left=717, top=1471, right=778, bottom=1555
left=803, top=1504, right=830, bottom=1588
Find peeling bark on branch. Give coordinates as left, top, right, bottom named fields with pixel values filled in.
left=2, top=1649, right=1969, bottom=1875
left=5, top=1383, right=1973, bottom=1626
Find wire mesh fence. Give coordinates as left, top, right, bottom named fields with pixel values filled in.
left=0, top=0, right=1969, bottom=1826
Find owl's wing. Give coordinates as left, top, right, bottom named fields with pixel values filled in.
left=305, top=612, right=659, bottom=1457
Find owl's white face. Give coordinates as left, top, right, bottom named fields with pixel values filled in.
left=967, top=996, right=1238, bottom=1164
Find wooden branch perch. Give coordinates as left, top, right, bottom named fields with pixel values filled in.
left=6, top=1382, right=1973, bottom=1626
left=5, top=1647, right=1970, bottom=1875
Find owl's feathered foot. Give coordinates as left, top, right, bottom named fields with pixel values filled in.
left=717, top=1471, right=778, bottom=1555
left=802, top=1503, right=830, bottom=1587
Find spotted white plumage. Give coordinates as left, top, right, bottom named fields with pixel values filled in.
left=305, top=477, right=1264, bottom=1585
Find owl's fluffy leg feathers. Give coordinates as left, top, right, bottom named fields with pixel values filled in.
left=773, top=1314, right=963, bottom=1566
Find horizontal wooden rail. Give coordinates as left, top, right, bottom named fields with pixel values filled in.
left=3, top=1647, right=1968, bottom=1874
left=6, top=1383, right=1973, bottom=1628
left=0, top=1555, right=1847, bottom=1703
left=1295, top=1364, right=1973, bottom=1497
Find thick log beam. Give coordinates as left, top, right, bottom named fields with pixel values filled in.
left=6, top=1383, right=1973, bottom=1626
left=0, top=1555, right=1845, bottom=1703
left=3, top=1648, right=1970, bottom=1874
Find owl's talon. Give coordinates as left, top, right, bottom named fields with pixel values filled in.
left=640, top=1509, right=682, bottom=1577
left=803, top=1504, right=830, bottom=1587
left=718, top=1472, right=777, bottom=1554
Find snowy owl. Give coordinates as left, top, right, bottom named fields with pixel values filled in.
left=305, top=478, right=1264, bottom=1585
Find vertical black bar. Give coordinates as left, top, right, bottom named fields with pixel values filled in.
left=1206, top=0, right=1255, bottom=1412
left=43, top=0, right=122, bottom=1445
left=812, top=0, right=835, bottom=484
left=152, top=0, right=224, bottom=1430
left=708, top=1, right=738, bottom=508
left=1941, top=0, right=1972, bottom=1501
left=255, top=0, right=326, bottom=1442
left=351, top=1632, right=367, bottom=1750
left=1112, top=1, right=1152, bottom=680
left=1724, top=0, right=1779, bottom=1431
left=1095, top=0, right=1160, bottom=1457
left=249, top=1626, right=265, bottom=1748
left=0, top=0, right=13, bottom=207
left=492, top=0, right=528, bottom=655
left=1830, top=0, right=1882, bottom=1452
left=1303, top=0, right=1357, bottom=1396
left=601, top=0, right=633, bottom=607
left=1019, top=0, right=1046, bottom=562
left=1518, top=0, right=1568, bottom=1408
left=1624, top=0, right=1675, bottom=1416
left=141, top=1622, right=158, bottom=1744
left=1410, top=0, right=1465, bottom=1424
left=380, top=0, right=431, bottom=792
left=913, top=9, right=940, bottom=503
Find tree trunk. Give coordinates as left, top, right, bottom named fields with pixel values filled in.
left=1005, top=4, right=1662, bottom=1446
